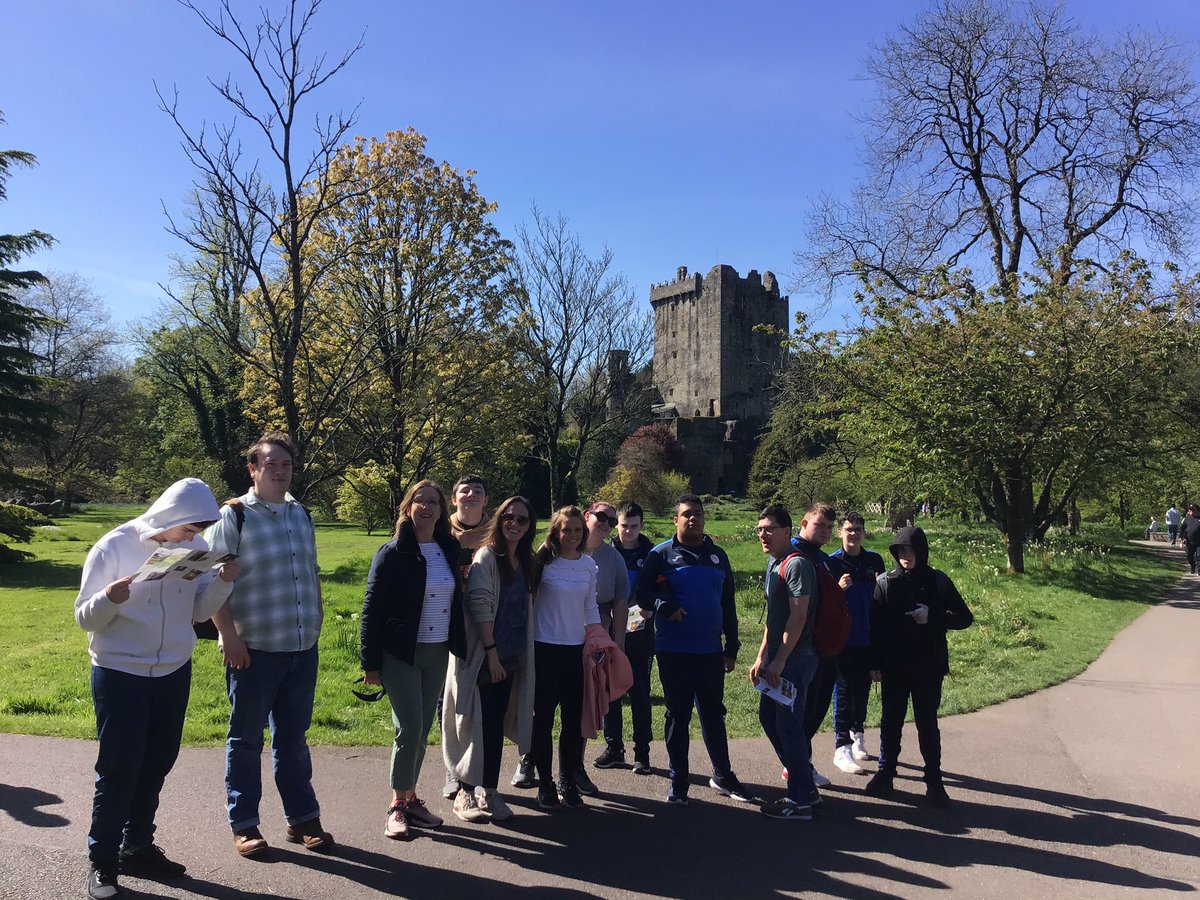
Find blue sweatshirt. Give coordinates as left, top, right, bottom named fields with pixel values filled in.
left=829, top=547, right=886, bottom=647
left=636, top=535, right=739, bottom=658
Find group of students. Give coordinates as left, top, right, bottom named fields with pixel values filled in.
left=72, top=432, right=974, bottom=899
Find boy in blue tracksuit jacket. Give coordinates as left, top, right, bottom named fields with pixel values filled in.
left=635, top=495, right=753, bottom=805
left=829, top=511, right=887, bottom=770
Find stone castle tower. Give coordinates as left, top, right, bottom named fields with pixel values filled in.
left=649, top=264, right=788, bottom=494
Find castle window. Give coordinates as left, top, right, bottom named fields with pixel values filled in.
left=672, top=351, right=677, bottom=359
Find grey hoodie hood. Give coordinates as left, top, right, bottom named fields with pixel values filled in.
left=133, top=478, right=221, bottom=542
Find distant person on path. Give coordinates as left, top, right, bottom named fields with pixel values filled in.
left=636, top=494, right=755, bottom=805
left=360, top=480, right=466, bottom=839
left=600, top=500, right=657, bottom=775
left=865, top=526, right=973, bottom=807
left=76, top=478, right=240, bottom=900
left=206, top=433, right=332, bottom=859
left=443, top=497, right=537, bottom=824
left=829, top=511, right=887, bottom=774
left=751, top=505, right=819, bottom=820
left=1146, top=516, right=1160, bottom=540
left=443, top=474, right=491, bottom=800
left=529, top=506, right=601, bottom=810
left=1180, top=504, right=1200, bottom=575
left=578, top=500, right=628, bottom=791
left=1166, top=505, right=1181, bottom=545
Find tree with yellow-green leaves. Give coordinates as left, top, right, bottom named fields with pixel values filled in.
left=306, top=129, right=528, bottom=515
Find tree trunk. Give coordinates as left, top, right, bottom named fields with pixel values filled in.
left=1005, top=527, right=1026, bottom=574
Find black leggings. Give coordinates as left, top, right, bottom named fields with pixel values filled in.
left=532, top=641, right=584, bottom=786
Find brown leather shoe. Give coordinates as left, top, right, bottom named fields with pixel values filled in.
left=285, top=818, right=334, bottom=853
left=233, top=826, right=269, bottom=859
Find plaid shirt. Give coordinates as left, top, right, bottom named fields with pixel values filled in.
left=206, top=490, right=321, bottom=652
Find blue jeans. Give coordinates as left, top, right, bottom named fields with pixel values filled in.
left=759, top=645, right=818, bottom=805
left=225, top=645, right=320, bottom=831
left=833, top=644, right=872, bottom=746
left=89, top=662, right=190, bottom=867
left=657, top=651, right=733, bottom=793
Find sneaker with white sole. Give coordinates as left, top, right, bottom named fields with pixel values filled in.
left=709, top=774, right=759, bottom=803
left=850, top=731, right=870, bottom=761
left=480, top=788, right=514, bottom=821
left=511, top=754, right=536, bottom=789
left=404, top=796, right=443, bottom=829
left=384, top=801, right=409, bottom=839
left=811, top=766, right=831, bottom=787
left=834, top=744, right=866, bottom=775
left=443, top=769, right=460, bottom=799
left=453, top=787, right=488, bottom=822
left=761, top=797, right=813, bottom=821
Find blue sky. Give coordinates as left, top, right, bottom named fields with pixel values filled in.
left=3, top=0, right=1199, bottom=336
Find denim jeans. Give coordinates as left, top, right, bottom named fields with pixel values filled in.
left=878, top=667, right=944, bottom=778
left=833, top=644, right=872, bottom=746
left=225, top=645, right=320, bottom=830
left=88, top=662, right=191, bottom=867
left=758, top=645, right=818, bottom=805
left=602, top=626, right=654, bottom=756
left=657, top=651, right=733, bottom=794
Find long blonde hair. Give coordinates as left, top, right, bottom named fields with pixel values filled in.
left=393, top=479, right=452, bottom=540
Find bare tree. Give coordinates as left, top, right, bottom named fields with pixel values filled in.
left=158, top=0, right=366, bottom=495
left=509, top=208, right=652, bottom=510
left=800, top=0, right=1200, bottom=303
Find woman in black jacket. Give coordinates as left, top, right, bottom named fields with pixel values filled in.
left=361, top=480, right=466, bottom=839
left=865, top=526, right=972, bottom=807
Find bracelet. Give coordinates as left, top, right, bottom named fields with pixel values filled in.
left=483, top=643, right=497, bottom=652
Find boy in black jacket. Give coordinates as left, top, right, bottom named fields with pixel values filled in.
left=865, top=526, right=973, bottom=807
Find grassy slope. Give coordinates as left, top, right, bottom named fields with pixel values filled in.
left=0, top=502, right=1177, bottom=746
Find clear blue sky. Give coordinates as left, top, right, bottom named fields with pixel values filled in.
left=3, top=0, right=1198, bottom=335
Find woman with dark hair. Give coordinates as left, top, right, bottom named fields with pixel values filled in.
left=443, top=497, right=537, bottom=822
left=530, top=506, right=601, bottom=809
left=360, top=480, right=466, bottom=840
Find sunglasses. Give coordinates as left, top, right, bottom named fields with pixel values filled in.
left=351, top=675, right=387, bottom=702
left=500, top=513, right=530, bottom=527
left=590, top=512, right=618, bottom=527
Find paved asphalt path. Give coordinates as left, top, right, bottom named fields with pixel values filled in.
left=2, top=544, right=1198, bottom=899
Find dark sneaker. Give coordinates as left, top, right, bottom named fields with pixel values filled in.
left=511, top=754, right=537, bottom=789
left=593, top=745, right=626, bottom=769
left=118, top=843, right=186, bottom=879
left=572, top=767, right=599, bottom=797
left=809, top=790, right=824, bottom=808
left=864, top=770, right=895, bottom=796
left=557, top=779, right=584, bottom=809
left=232, top=826, right=269, bottom=859
left=926, top=781, right=950, bottom=808
left=285, top=817, right=334, bottom=853
left=666, top=785, right=689, bottom=806
left=86, top=866, right=120, bottom=900
left=762, top=797, right=813, bottom=821
left=404, top=796, right=444, bottom=828
left=709, top=774, right=758, bottom=803
left=632, top=753, right=651, bottom=775
left=537, top=784, right=561, bottom=810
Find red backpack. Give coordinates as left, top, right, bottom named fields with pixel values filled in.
left=782, top=552, right=852, bottom=658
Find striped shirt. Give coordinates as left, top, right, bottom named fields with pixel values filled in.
left=205, top=491, right=321, bottom=652
left=416, top=542, right=454, bottom=643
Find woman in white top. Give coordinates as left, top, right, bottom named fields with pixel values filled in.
left=530, top=505, right=601, bottom=810
left=360, top=480, right=467, bottom=839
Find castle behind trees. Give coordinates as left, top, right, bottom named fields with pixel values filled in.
left=647, top=264, right=788, bottom=494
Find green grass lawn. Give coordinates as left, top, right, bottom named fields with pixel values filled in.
left=0, top=500, right=1179, bottom=748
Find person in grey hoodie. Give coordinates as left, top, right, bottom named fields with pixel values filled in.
left=864, top=526, right=972, bottom=808
left=75, top=478, right=240, bottom=900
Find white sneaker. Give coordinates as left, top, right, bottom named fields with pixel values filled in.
left=811, top=765, right=831, bottom=787
left=480, top=788, right=514, bottom=822
left=834, top=744, right=866, bottom=775
left=850, top=731, right=870, bottom=761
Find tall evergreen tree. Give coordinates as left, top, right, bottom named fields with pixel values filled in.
left=0, top=112, right=55, bottom=479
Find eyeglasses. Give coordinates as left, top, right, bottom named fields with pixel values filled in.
left=500, top=513, right=530, bottom=526
left=351, top=675, right=387, bottom=703
left=590, top=512, right=618, bottom=527
left=755, top=526, right=783, bottom=536
left=843, top=526, right=864, bottom=533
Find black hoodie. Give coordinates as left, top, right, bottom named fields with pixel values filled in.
left=868, top=526, right=973, bottom=676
